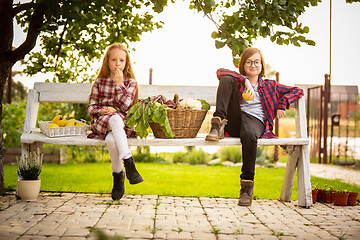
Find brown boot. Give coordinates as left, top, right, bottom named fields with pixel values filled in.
left=238, top=179, right=254, bottom=206
left=205, top=117, right=228, bottom=141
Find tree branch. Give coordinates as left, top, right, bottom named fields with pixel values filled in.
left=55, top=21, right=68, bottom=71
left=9, top=2, right=47, bottom=63
left=12, top=2, right=35, bottom=16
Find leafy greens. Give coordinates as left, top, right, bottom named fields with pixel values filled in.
left=126, top=96, right=173, bottom=139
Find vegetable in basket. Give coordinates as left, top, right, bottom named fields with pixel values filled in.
left=126, top=95, right=210, bottom=139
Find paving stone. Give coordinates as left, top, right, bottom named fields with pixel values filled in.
left=1, top=193, right=360, bottom=240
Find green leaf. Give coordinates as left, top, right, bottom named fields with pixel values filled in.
left=198, top=99, right=210, bottom=110
left=303, top=26, right=310, bottom=33
left=211, top=31, right=218, bottom=39
left=215, top=40, right=225, bottom=49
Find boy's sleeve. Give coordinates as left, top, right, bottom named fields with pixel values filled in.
left=216, top=68, right=241, bottom=80
left=277, top=83, right=304, bottom=110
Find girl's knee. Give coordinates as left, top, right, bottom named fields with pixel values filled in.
left=109, top=115, right=124, bottom=128
left=105, top=133, right=116, bottom=146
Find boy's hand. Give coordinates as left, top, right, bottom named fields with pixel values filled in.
left=277, top=110, right=286, bottom=119
left=244, top=79, right=255, bottom=100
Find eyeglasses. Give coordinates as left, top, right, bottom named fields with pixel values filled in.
left=245, top=60, right=261, bottom=67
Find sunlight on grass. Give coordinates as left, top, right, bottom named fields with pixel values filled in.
left=4, top=163, right=359, bottom=200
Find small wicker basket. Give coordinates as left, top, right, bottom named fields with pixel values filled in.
left=39, top=120, right=89, bottom=138
left=149, top=109, right=208, bottom=138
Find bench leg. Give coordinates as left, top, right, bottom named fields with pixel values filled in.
left=297, top=144, right=312, bottom=208
left=280, top=146, right=300, bottom=202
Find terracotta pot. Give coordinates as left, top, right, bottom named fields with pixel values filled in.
left=328, top=190, right=336, bottom=203
left=17, top=179, right=41, bottom=201
left=321, top=190, right=336, bottom=203
left=333, top=192, right=349, bottom=206
left=312, top=189, right=318, bottom=204
left=347, top=192, right=358, bottom=206
left=317, top=189, right=325, bottom=202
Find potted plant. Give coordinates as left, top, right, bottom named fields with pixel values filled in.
left=333, top=190, right=349, bottom=206
left=347, top=192, right=359, bottom=206
left=312, top=185, right=319, bottom=204
left=17, top=148, right=43, bottom=201
left=324, top=185, right=336, bottom=203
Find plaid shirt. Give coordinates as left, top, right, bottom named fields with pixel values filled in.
left=87, top=77, right=138, bottom=140
left=217, top=68, right=304, bottom=139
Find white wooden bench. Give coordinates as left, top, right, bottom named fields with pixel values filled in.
left=20, top=82, right=312, bottom=207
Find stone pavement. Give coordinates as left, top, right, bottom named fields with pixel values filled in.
left=310, top=163, right=360, bottom=187
left=0, top=192, right=359, bottom=240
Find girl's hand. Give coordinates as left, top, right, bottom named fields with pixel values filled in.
left=100, top=107, right=114, bottom=116
left=114, top=67, right=124, bottom=86
left=277, top=110, right=286, bottom=119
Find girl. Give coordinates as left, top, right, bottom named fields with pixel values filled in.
left=87, top=43, right=143, bottom=201
left=205, top=47, right=304, bottom=206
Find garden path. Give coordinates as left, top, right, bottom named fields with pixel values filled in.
left=276, top=162, right=360, bottom=186
left=309, top=163, right=360, bottom=186
left=0, top=192, right=359, bottom=240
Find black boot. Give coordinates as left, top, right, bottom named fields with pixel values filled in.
left=111, top=171, right=125, bottom=200
left=123, top=157, right=143, bottom=184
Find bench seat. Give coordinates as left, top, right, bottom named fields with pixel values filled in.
left=21, top=129, right=309, bottom=147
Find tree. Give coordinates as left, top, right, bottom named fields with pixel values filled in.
left=190, top=0, right=324, bottom=66
left=0, top=0, right=170, bottom=189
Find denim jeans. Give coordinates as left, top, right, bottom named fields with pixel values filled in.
left=213, top=76, right=265, bottom=180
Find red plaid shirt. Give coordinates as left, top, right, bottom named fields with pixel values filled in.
left=217, top=68, right=304, bottom=139
left=87, top=77, right=138, bottom=140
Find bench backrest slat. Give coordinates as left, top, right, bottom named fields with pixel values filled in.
left=34, top=82, right=217, bottom=106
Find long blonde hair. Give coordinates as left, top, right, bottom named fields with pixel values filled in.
left=96, top=43, right=138, bottom=104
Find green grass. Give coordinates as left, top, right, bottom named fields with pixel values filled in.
left=4, top=163, right=360, bottom=200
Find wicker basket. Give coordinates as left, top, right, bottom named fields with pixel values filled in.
left=149, top=109, right=208, bottom=138
left=39, top=120, right=89, bottom=138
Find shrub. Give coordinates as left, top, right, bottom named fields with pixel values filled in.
left=132, top=153, right=168, bottom=164
left=172, top=151, right=188, bottom=164
left=172, top=148, right=211, bottom=165
left=65, top=145, right=110, bottom=163
left=218, top=146, right=242, bottom=163
left=2, top=102, right=26, bottom=148
left=256, top=146, right=274, bottom=167
left=188, top=148, right=209, bottom=165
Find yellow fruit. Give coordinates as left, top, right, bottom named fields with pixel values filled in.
left=52, top=115, right=67, bottom=127
left=76, top=122, right=85, bottom=126
left=48, top=123, right=60, bottom=128
left=242, top=91, right=254, bottom=101
left=65, top=119, right=77, bottom=127
left=108, top=107, right=116, bottom=112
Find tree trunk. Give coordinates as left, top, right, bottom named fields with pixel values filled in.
left=0, top=0, right=16, bottom=189
left=0, top=61, right=14, bottom=189
left=7, top=71, right=12, bottom=104
left=0, top=0, right=46, bottom=189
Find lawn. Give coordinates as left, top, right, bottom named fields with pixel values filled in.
left=4, top=163, right=360, bottom=200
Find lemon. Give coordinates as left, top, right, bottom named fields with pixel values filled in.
left=65, top=119, right=77, bottom=127
left=242, top=91, right=254, bottom=101
left=52, top=115, right=67, bottom=127
left=48, top=123, right=60, bottom=128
